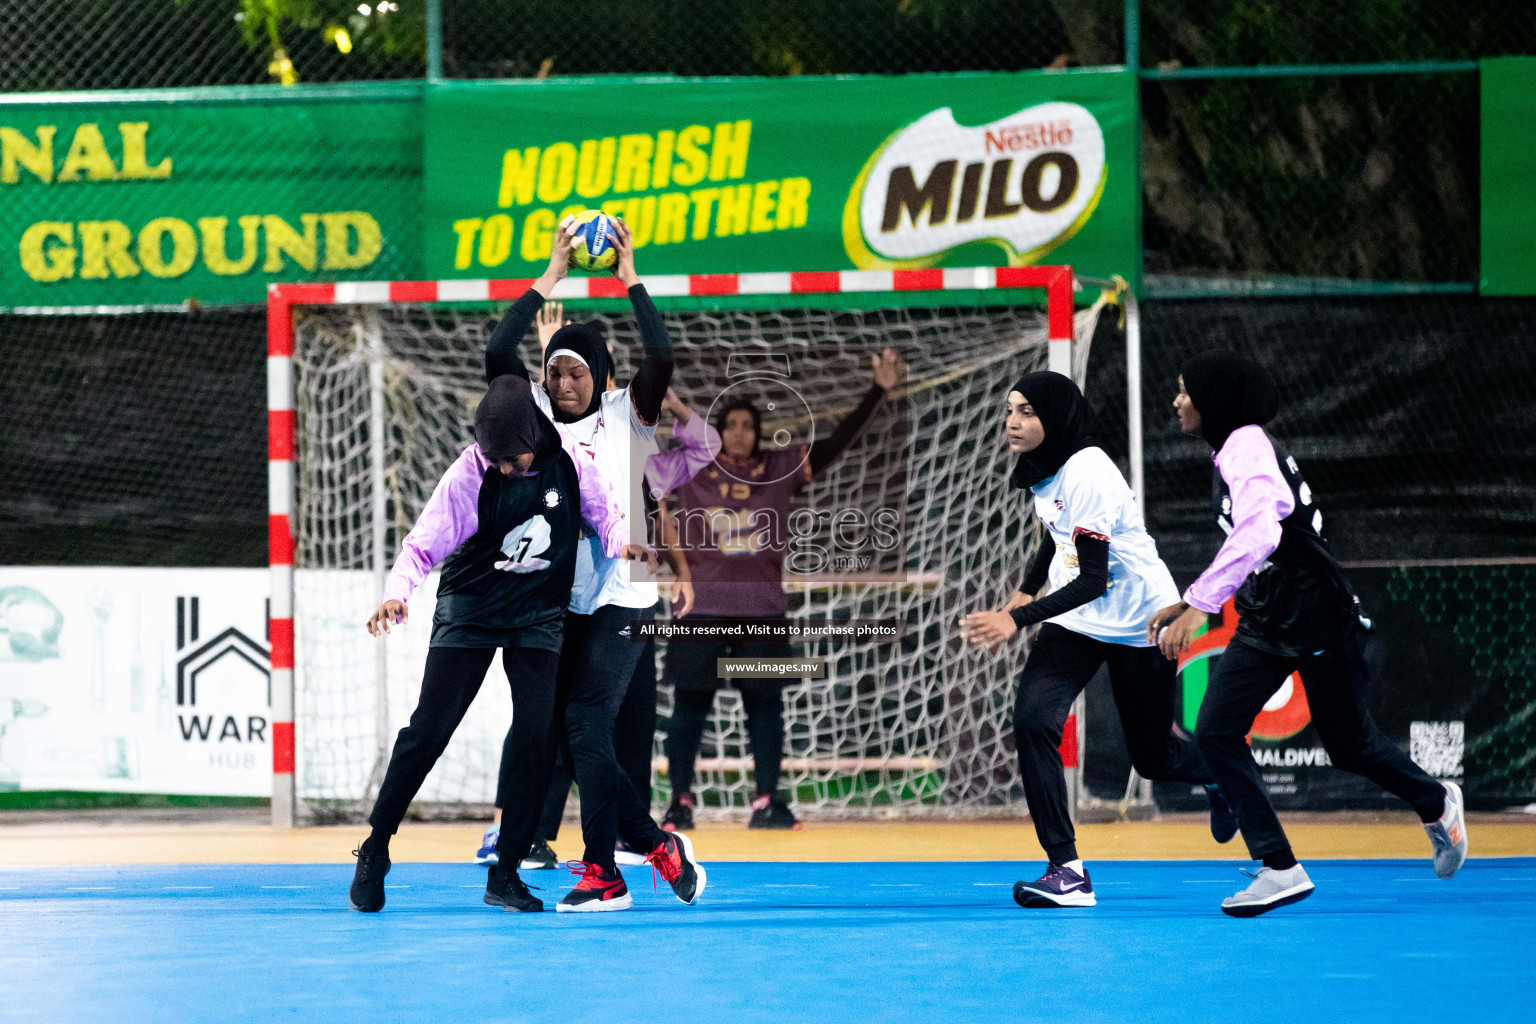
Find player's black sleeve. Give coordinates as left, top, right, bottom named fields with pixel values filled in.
left=627, top=284, right=673, bottom=426
left=1021, top=529, right=1056, bottom=596
left=484, top=289, right=545, bottom=383
left=1009, top=534, right=1109, bottom=629
left=808, top=385, right=885, bottom=476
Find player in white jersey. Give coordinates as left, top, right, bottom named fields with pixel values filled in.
left=481, top=217, right=709, bottom=912
left=961, top=371, right=1234, bottom=908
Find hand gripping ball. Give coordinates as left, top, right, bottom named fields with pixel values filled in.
left=567, top=210, right=618, bottom=271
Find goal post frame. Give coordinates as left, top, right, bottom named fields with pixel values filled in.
left=265, top=265, right=1082, bottom=829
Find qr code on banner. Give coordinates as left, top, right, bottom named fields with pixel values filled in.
left=1410, top=721, right=1465, bottom=779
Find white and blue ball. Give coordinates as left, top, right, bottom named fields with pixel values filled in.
left=568, top=209, right=618, bottom=271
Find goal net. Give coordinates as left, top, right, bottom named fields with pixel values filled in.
left=268, top=268, right=1109, bottom=824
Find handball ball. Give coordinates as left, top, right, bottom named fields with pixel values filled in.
left=568, top=210, right=618, bottom=272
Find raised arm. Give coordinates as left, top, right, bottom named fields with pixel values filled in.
left=643, top=392, right=721, bottom=499
left=807, top=348, right=905, bottom=477
left=484, top=217, right=578, bottom=383
left=607, top=218, right=674, bottom=425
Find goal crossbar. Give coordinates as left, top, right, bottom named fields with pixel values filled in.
left=265, top=265, right=1078, bottom=828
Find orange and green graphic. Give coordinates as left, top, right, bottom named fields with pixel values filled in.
left=1176, top=598, right=1313, bottom=742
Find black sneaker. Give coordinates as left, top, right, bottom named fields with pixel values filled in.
left=555, top=861, right=633, bottom=913
left=1013, top=863, right=1096, bottom=908
left=519, top=839, right=557, bottom=870
left=484, top=864, right=543, bottom=912
left=748, top=796, right=801, bottom=830
left=662, top=793, right=695, bottom=832
left=645, top=831, right=707, bottom=905
left=348, top=843, right=391, bottom=913
left=1206, top=784, right=1240, bottom=844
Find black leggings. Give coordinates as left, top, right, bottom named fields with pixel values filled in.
left=1195, top=632, right=1445, bottom=861
left=516, top=640, right=657, bottom=843
left=541, top=605, right=666, bottom=869
left=1014, top=623, right=1214, bottom=865
left=368, top=644, right=559, bottom=867
left=666, top=682, right=785, bottom=799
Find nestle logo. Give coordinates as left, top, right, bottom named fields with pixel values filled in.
left=984, top=120, right=1073, bottom=155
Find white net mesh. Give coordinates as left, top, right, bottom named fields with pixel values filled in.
left=290, top=292, right=1104, bottom=822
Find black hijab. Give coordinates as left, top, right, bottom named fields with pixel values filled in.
left=475, top=374, right=559, bottom=463
left=543, top=320, right=612, bottom=423
left=1180, top=350, right=1279, bottom=452
left=1008, top=371, right=1099, bottom=489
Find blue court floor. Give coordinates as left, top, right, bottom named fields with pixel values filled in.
left=1, top=858, right=1530, bottom=1024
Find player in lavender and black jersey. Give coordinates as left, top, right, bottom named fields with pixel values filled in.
left=346, top=371, right=648, bottom=915
left=962, top=371, right=1230, bottom=909
left=1149, top=350, right=1467, bottom=917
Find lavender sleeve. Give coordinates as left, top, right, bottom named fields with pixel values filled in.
left=559, top=430, right=632, bottom=558
left=383, top=446, right=486, bottom=604
left=1183, top=425, right=1296, bottom=614
left=643, top=409, right=722, bottom=498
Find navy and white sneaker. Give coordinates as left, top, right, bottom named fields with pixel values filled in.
left=474, top=824, right=499, bottom=865
left=1206, top=784, right=1240, bottom=844
left=1013, top=862, right=1096, bottom=908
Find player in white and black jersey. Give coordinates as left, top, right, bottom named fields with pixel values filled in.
left=962, top=371, right=1234, bottom=908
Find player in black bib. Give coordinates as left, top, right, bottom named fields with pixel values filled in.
left=1149, top=350, right=1468, bottom=917
left=347, top=372, right=650, bottom=914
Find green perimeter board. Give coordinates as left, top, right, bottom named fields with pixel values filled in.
left=424, top=70, right=1138, bottom=286
left=0, top=83, right=423, bottom=308
left=1481, top=58, right=1536, bottom=296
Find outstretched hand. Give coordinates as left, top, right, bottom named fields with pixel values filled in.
left=537, top=300, right=564, bottom=354
left=960, top=609, right=1018, bottom=650
left=872, top=347, right=907, bottom=391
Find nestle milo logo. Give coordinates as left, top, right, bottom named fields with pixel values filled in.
left=843, top=102, right=1106, bottom=268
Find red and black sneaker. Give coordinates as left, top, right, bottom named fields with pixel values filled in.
left=555, top=861, right=632, bottom=913
left=646, top=831, right=707, bottom=905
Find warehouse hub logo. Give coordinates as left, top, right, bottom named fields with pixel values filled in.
left=172, top=596, right=271, bottom=771
left=843, top=101, right=1107, bottom=269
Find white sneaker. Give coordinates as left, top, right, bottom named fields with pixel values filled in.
left=1220, top=864, right=1314, bottom=918
left=1424, top=780, right=1469, bottom=879
left=614, top=839, right=647, bottom=867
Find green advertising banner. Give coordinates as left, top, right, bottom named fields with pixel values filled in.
left=0, top=83, right=422, bottom=309
left=1481, top=57, right=1536, bottom=296
left=424, top=70, right=1138, bottom=285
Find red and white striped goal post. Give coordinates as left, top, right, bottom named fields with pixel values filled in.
left=265, top=264, right=1076, bottom=828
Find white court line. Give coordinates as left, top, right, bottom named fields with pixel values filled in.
left=384, top=885, right=410, bottom=889
left=1498, top=877, right=1534, bottom=881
